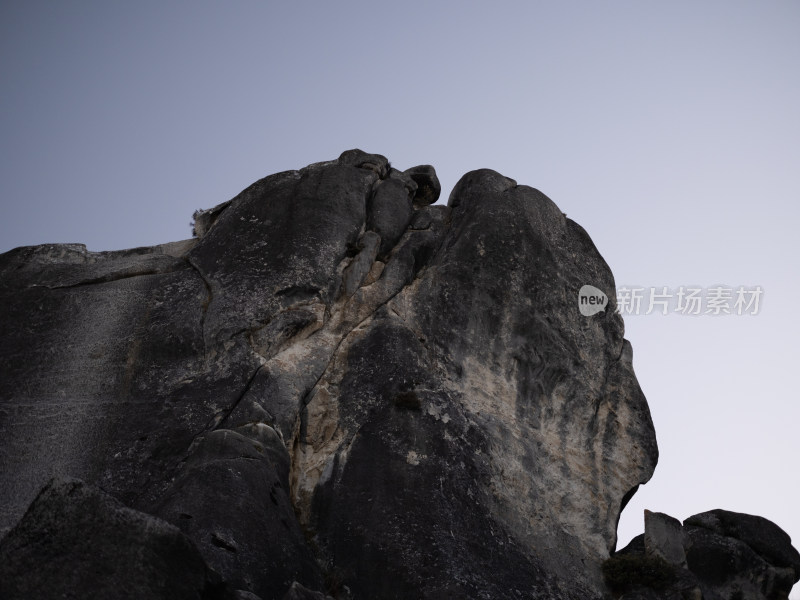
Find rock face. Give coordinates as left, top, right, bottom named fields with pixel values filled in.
left=611, top=509, right=800, bottom=600
left=0, top=149, right=790, bottom=599
left=0, top=477, right=223, bottom=599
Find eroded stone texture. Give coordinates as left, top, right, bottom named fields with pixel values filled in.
left=645, top=510, right=687, bottom=567
left=614, top=509, right=800, bottom=600
left=0, top=477, right=222, bottom=600
left=404, top=164, right=441, bottom=205
left=684, top=509, right=800, bottom=575
left=152, top=428, right=325, bottom=599
left=683, top=509, right=800, bottom=600
left=0, top=150, right=663, bottom=599
left=0, top=238, right=257, bottom=538
left=294, top=168, right=659, bottom=597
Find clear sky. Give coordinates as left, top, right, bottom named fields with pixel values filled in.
left=2, top=0, right=798, bottom=582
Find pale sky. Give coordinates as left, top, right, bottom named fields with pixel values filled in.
left=2, top=1, right=798, bottom=587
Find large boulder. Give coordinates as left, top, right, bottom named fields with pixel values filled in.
left=684, top=509, right=800, bottom=600
left=684, top=509, right=800, bottom=575
left=0, top=151, right=659, bottom=598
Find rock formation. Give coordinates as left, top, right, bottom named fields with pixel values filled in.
left=0, top=477, right=224, bottom=599
left=606, top=509, right=800, bottom=599
left=0, top=150, right=795, bottom=599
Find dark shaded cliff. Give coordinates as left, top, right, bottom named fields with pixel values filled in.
left=0, top=151, right=795, bottom=600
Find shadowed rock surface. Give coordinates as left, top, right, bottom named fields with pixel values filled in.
left=611, top=509, right=800, bottom=600
left=0, top=150, right=793, bottom=599
left=0, top=477, right=224, bottom=600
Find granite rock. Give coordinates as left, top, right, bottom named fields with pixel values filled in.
left=0, top=149, right=674, bottom=598
left=644, top=510, right=687, bottom=567
left=0, top=477, right=223, bottom=600
left=404, top=164, right=441, bottom=205
left=611, top=509, right=800, bottom=600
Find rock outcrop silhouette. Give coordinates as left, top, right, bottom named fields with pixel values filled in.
left=0, top=151, right=795, bottom=599
left=607, top=509, right=800, bottom=599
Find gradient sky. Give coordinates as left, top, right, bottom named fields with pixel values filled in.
left=2, top=1, right=799, bottom=584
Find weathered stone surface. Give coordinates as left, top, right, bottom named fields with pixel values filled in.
left=281, top=582, right=335, bottom=600
left=292, top=167, right=659, bottom=597
left=341, top=231, right=381, bottom=297
left=611, top=509, right=799, bottom=600
left=337, top=149, right=389, bottom=177
left=193, top=199, right=233, bottom=238
left=618, top=533, right=646, bottom=556
left=684, top=525, right=794, bottom=600
left=0, top=477, right=222, bottom=600
left=685, top=509, right=800, bottom=575
left=645, top=510, right=687, bottom=567
left=186, top=162, right=376, bottom=343
left=152, top=428, right=325, bottom=599
left=404, top=164, right=441, bottom=205
left=14, top=149, right=787, bottom=599
left=366, top=177, right=413, bottom=258
left=0, top=237, right=259, bottom=539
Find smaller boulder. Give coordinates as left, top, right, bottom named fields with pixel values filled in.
left=338, top=149, right=389, bottom=178
left=367, top=178, right=413, bottom=258
left=684, top=509, right=800, bottom=576
left=0, top=477, right=222, bottom=600
left=644, top=510, right=687, bottom=568
left=404, top=164, right=441, bottom=205
left=614, top=509, right=800, bottom=600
